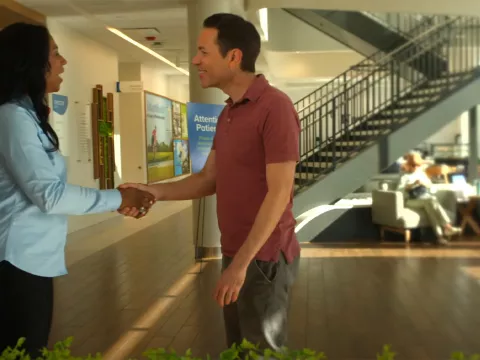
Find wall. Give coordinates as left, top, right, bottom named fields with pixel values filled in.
left=280, top=85, right=323, bottom=103
left=48, top=19, right=122, bottom=234
left=267, top=8, right=348, bottom=53
left=141, top=64, right=168, bottom=96
left=167, top=75, right=190, bottom=104
left=118, top=63, right=146, bottom=184
left=424, top=118, right=461, bottom=145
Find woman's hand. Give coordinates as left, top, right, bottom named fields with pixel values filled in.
left=118, top=187, right=156, bottom=218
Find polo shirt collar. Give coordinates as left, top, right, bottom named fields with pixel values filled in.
left=226, top=74, right=269, bottom=105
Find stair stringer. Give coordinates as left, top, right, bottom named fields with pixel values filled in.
left=284, top=9, right=380, bottom=58
left=293, top=75, right=480, bottom=243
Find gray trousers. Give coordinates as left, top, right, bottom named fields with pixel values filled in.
left=222, top=252, right=299, bottom=351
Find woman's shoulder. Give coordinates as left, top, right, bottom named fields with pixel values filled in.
left=0, top=100, right=38, bottom=127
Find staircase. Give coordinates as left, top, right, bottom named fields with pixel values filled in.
left=291, top=16, right=480, bottom=241
left=283, top=9, right=448, bottom=78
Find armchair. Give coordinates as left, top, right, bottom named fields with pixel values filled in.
left=371, top=188, right=457, bottom=242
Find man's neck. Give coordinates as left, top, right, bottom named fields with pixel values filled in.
left=222, top=72, right=257, bottom=103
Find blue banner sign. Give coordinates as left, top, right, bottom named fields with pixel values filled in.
left=186, top=102, right=224, bottom=173
left=52, top=94, right=68, bottom=115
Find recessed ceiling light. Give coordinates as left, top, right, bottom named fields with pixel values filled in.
left=107, top=26, right=189, bottom=76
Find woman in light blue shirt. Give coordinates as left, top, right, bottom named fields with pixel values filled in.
left=0, top=23, right=154, bottom=357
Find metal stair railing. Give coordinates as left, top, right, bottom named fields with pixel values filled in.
left=295, top=16, right=480, bottom=193
left=293, top=16, right=452, bottom=121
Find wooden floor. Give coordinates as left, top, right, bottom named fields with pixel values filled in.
left=49, top=208, right=480, bottom=360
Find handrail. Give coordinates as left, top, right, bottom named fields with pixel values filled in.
left=295, top=17, right=458, bottom=120
left=294, top=15, right=453, bottom=116
left=294, top=16, right=480, bottom=194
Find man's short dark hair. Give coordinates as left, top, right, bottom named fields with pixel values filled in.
left=203, top=13, right=260, bottom=73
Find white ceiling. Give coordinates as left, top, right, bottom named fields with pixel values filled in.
left=17, top=0, right=429, bottom=100
left=16, top=0, right=192, bottom=75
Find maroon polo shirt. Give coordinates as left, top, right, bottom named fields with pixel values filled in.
left=212, top=74, right=301, bottom=264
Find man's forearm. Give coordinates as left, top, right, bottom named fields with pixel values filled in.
left=231, top=190, right=291, bottom=270
left=150, top=173, right=215, bottom=201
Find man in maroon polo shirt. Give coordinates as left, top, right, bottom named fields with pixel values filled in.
left=120, top=13, right=300, bottom=350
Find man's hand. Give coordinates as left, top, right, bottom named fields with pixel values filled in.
left=213, top=263, right=247, bottom=307
left=118, top=186, right=156, bottom=218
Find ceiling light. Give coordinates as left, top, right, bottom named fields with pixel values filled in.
left=258, top=8, right=268, bottom=41
left=106, top=26, right=189, bottom=76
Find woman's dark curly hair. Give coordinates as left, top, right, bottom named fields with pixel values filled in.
left=0, top=22, right=59, bottom=151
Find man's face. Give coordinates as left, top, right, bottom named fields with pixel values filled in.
left=191, top=28, right=236, bottom=89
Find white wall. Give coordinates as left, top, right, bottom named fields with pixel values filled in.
left=267, top=8, right=348, bottom=52
left=424, top=118, right=461, bottom=144
left=280, top=86, right=321, bottom=103
left=48, top=19, right=123, bottom=234
left=141, top=66, right=189, bottom=103
left=167, top=75, right=190, bottom=104
left=141, top=64, right=168, bottom=96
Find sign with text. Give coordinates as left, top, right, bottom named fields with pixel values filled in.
left=186, top=102, right=224, bottom=173
left=52, top=94, right=68, bottom=115
left=50, top=94, right=69, bottom=156
left=116, top=81, right=143, bottom=93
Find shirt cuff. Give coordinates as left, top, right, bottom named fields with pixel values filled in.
left=103, top=189, right=123, bottom=211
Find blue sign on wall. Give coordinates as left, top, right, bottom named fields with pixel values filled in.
left=187, top=102, right=224, bottom=173
left=52, top=94, right=68, bottom=115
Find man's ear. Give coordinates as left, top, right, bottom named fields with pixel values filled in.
left=230, top=49, right=242, bottom=66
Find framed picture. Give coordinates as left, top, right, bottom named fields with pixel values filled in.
left=144, top=91, right=174, bottom=183
left=173, top=139, right=190, bottom=176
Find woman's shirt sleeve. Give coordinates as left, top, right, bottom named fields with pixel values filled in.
left=420, top=170, right=432, bottom=187
left=0, top=105, right=122, bottom=215
left=397, top=173, right=410, bottom=191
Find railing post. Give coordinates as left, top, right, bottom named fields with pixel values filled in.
left=332, top=97, right=336, bottom=168
left=390, top=61, right=395, bottom=102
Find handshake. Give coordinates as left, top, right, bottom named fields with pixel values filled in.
left=117, top=183, right=157, bottom=218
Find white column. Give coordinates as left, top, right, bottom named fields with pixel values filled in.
left=187, top=0, right=241, bottom=257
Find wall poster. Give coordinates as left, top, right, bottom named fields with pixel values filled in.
left=144, top=91, right=174, bottom=183
left=173, top=139, right=190, bottom=176
left=172, top=100, right=190, bottom=176
left=180, top=103, right=188, bottom=139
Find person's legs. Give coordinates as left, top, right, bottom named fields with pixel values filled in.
left=426, top=198, right=462, bottom=236
left=222, top=253, right=299, bottom=351
left=407, top=198, right=445, bottom=238
left=0, top=261, right=54, bottom=358
left=0, top=261, right=16, bottom=353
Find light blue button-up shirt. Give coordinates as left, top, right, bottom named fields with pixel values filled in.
left=0, top=97, right=122, bottom=277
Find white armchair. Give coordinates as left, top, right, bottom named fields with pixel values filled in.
left=371, top=188, right=457, bottom=242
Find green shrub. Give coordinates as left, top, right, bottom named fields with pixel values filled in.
left=0, top=338, right=478, bottom=360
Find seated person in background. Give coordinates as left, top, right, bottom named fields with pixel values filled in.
left=397, top=153, right=461, bottom=245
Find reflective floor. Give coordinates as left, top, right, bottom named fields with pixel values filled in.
left=50, top=204, right=480, bottom=359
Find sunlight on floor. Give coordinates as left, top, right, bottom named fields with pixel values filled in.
left=102, top=262, right=203, bottom=360
left=461, top=266, right=480, bottom=281
left=299, top=242, right=480, bottom=258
